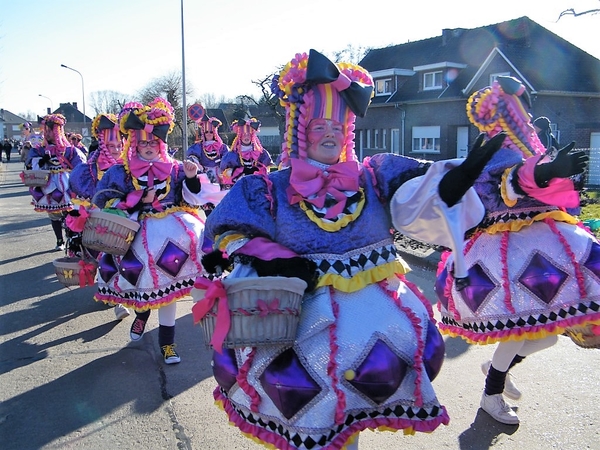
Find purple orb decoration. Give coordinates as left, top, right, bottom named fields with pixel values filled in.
left=212, top=349, right=239, bottom=392
left=423, top=321, right=445, bottom=381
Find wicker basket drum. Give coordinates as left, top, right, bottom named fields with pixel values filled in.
left=82, top=210, right=140, bottom=255
left=200, top=276, right=307, bottom=349
left=564, top=324, right=600, bottom=349
left=53, top=257, right=98, bottom=287
left=21, top=170, right=50, bottom=187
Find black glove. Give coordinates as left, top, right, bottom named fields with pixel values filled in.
left=534, top=142, right=588, bottom=187
left=438, top=132, right=506, bottom=207
left=201, top=250, right=231, bottom=275
left=185, top=175, right=201, bottom=193
left=251, top=257, right=318, bottom=293
left=39, top=154, right=51, bottom=166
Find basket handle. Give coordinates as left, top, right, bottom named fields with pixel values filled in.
left=91, top=188, right=126, bottom=206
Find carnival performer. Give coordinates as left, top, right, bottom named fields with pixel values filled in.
left=220, top=117, right=273, bottom=187
left=24, top=114, right=87, bottom=251
left=67, top=113, right=131, bottom=320
left=435, top=76, right=599, bottom=425
left=198, top=49, right=505, bottom=449
left=92, top=98, right=206, bottom=364
left=69, top=133, right=88, bottom=155
left=186, top=115, right=230, bottom=216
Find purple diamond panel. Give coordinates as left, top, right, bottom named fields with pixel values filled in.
left=348, top=339, right=407, bottom=404
left=459, top=263, right=496, bottom=313
left=156, top=241, right=189, bottom=277
left=119, top=249, right=144, bottom=286
left=99, top=253, right=118, bottom=282
left=519, top=252, right=567, bottom=304
left=259, top=348, right=321, bottom=419
left=435, top=267, right=449, bottom=311
left=584, top=242, right=600, bottom=278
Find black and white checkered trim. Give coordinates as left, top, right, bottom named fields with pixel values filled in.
left=96, top=278, right=195, bottom=301
left=313, top=243, right=398, bottom=278
left=222, top=388, right=443, bottom=449
left=442, top=299, right=600, bottom=333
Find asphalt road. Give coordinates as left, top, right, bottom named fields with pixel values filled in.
left=0, top=159, right=599, bottom=450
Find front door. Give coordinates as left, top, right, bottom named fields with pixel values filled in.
left=457, top=127, right=468, bottom=158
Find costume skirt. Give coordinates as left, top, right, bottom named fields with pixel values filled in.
left=211, top=277, right=449, bottom=449
left=437, top=220, right=600, bottom=344
left=30, top=171, right=73, bottom=213
left=95, top=209, right=205, bottom=311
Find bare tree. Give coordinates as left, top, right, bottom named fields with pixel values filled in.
left=17, top=110, right=38, bottom=121
left=89, top=90, right=130, bottom=116
left=328, top=44, right=371, bottom=64
left=558, top=2, right=600, bottom=20
left=193, top=93, right=231, bottom=109
left=137, top=71, right=195, bottom=149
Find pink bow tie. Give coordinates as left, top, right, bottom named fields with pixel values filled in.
left=129, top=156, right=173, bottom=188
left=287, top=159, right=360, bottom=219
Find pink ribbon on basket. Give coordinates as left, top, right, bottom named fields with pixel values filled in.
left=78, top=260, right=96, bottom=287
left=65, top=205, right=90, bottom=233
left=256, top=299, right=280, bottom=318
left=192, top=277, right=230, bottom=353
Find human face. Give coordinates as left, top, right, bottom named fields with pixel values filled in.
left=241, top=129, right=252, bottom=145
left=204, top=130, right=215, bottom=140
left=43, top=124, right=54, bottom=143
left=306, top=118, right=344, bottom=164
left=106, top=140, right=123, bottom=159
left=136, top=139, right=161, bottom=160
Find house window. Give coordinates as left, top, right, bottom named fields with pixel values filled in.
left=412, top=126, right=440, bottom=153
left=423, top=71, right=443, bottom=90
left=375, top=78, right=392, bottom=95
left=490, top=72, right=510, bottom=85
left=374, top=129, right=379, bottom=148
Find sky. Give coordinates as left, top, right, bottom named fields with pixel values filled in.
left=1, top=0, right=599, bottom=120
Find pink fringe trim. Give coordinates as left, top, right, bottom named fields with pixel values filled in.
left=328, top=286, right=346, bottom=425
left=381, top=281, right=424, bottom=406
left=140, top=220, right=161, bottom=288
left=544, top=218, right=587, bottom=298
left=500, top=231, right=515, bottom=314
left=237, top=348, right=261, bottom=413
left=173, top=213, right=204, bottom=273
left=214, top=388, right=449, bottom=450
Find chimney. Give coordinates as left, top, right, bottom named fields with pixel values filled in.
left=442, top=29, right=451, bottom=46
left=47, top=108, right=51, bottom=114
left=73, top=102, right=78, bottom=110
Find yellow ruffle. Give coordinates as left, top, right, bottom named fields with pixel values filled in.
left=482, top=210, right=578, bottom=234
left=500, top=168, right=518, bottom=207
left=214, top=232, right=247, bottom=252
left=139, top=204, right=200, bottom=220
left=317, top=260, right=410, bottom=293
left=299, top=190, right=365, bottom=232
left=71, top=198, right=91, bottom=208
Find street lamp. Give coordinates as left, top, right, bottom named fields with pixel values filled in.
left=60, top=64, right=86, bottom=124
left=180, top=0, right=188, bottom=152
left=38, top=94, right=54, bottom=113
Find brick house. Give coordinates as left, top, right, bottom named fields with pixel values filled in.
left=355, top=16, right=600, bottom=173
